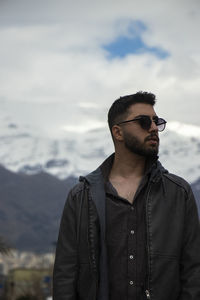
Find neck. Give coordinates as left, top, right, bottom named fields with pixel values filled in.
left=110, top=150, right=146, bottom=179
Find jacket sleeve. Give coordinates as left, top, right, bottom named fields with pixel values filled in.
left=178, top=187, right=200, bottom=300
left=53, top=189, right=78, bottom=300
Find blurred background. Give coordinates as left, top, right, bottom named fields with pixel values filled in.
left=0, top=0, right=200, bottom=299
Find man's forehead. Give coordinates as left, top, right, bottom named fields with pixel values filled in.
left=127, top=103, right=156, bottom=116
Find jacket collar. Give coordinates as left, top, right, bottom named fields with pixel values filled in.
left=80, top=153, right=168, bottom=190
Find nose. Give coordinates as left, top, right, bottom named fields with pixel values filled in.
left=149, top=119, right=158, bottom=133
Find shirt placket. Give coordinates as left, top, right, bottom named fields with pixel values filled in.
left=127, top=202, right=137, bottom=299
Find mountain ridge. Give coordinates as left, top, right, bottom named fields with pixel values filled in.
left=0, top=120, right=200, bottom=183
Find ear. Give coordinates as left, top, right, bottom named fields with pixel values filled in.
left=112, top=125, right=124, bottom=142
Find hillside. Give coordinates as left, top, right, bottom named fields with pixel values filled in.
left=0, top=165, right=77, bottom=252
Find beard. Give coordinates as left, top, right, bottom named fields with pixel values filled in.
left=123, top=131, right=159, bottom=158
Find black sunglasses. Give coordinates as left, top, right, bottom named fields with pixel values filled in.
left=116, top=115, right=167, bottom=132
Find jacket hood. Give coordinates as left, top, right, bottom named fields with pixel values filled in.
left=150, top=160, right=168, bottom=181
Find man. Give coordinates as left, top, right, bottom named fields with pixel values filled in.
left=53, top=92, right=200, bottom=300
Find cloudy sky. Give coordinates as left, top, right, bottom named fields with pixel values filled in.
left=0, top=0, right=200, bottom=138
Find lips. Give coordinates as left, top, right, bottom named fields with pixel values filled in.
left=148, top=138, right=158, bottom=142
left=148, top=140, right=158, bottom=144
left=146, top=135, right=159, bottom=143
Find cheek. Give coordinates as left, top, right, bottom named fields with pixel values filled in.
left=137, top=133, right=148, bottom=143
left=123, top=128, right=147, bottom=143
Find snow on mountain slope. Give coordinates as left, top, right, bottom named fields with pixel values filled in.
left=159, top=122, right=200, bottom=183
left=0, top=106, right=200, bottom=183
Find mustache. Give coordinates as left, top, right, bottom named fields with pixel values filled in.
left=145, top=134, right=159, bottom=142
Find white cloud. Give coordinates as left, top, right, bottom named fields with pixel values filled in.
left=167, top=121, right=200, bottom=138
left=0, top=0, right=200, bottom=133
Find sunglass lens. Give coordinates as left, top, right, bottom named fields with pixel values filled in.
left=140, top=116, right=152, bottom=130
left=156, top=118, right=166, bottom=132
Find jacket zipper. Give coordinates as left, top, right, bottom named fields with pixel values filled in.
left=87, top=186, right=99, bottom=300
left=145, top=183, right=153, bottom=299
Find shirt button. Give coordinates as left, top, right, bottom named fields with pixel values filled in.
left=129, top=280, right=134, bottom=285
left=129, top=255, right=134, bottom=260
left=131, top=206, right=134, bottom=211
left=130, top=230, right=135, bottom=235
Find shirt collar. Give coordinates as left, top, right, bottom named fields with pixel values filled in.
left=100, top=153, right=158, bottom=183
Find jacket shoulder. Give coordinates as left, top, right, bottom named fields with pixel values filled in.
left=69, top=181, right=85, bottom=198
left=63, top=182, right=85, bottom=211
left=163, top=172, right=191, bottom=194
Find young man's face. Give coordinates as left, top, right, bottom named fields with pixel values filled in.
left=118, top=103, right=160, bottom=158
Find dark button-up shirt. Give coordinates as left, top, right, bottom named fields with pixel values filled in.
left=101, top=156, right=154, bottom=300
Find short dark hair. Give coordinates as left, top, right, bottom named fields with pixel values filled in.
left=108, top=91, right=156, bottom=135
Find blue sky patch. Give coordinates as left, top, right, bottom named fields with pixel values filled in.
left=103, top=21, right=169, bottom=59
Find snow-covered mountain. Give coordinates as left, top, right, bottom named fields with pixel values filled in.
left=0, top=110, right=200, bottom=183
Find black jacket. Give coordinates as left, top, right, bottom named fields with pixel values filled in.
left=53, top=157, right=200, bottom=300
